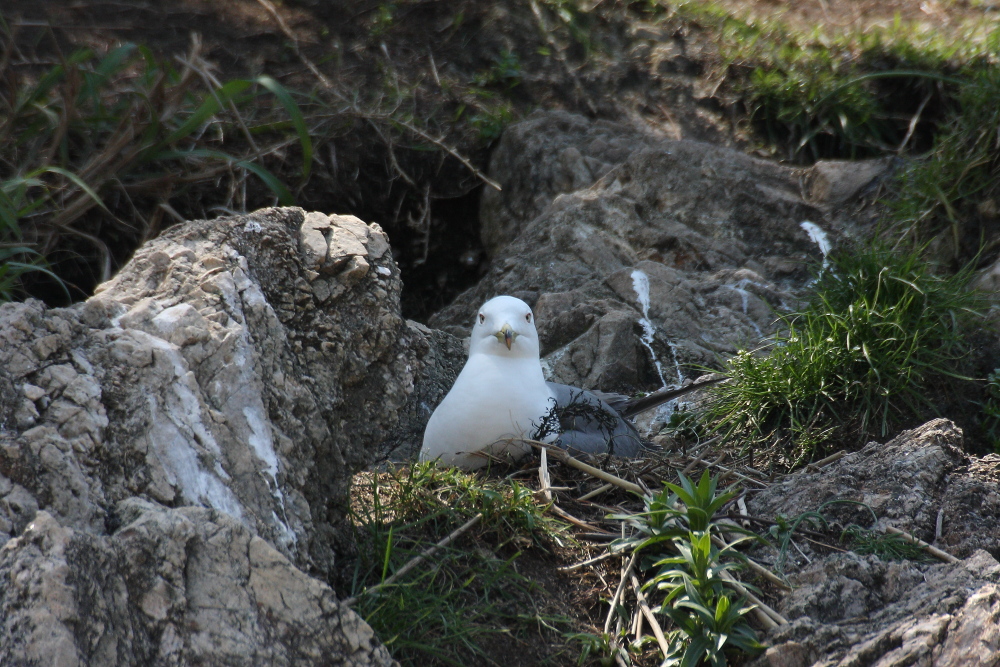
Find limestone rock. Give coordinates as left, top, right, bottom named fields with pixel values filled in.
left=0, top=503, right=394, bottom=666
left=747, top=419, right=1000, bottom=559
left=0, top=207, right=458, bottom=664
left=747, top=420, right=1000, bottom=666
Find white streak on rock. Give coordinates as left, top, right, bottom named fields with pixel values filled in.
left=800, top=220, right=831, bottom=270
left=631, top=269, right=672, bottom=388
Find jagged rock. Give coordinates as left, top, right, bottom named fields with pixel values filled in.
left=747, top=419, right=1000, bottom=560
left=479, top=110, right=654, bottom=255
left=0, top=503, right=394, bottom=666
left=748, top=420, right=1000, bottom=666
left=0, top=206, right=460, bottom=664
left=435, top=111, right=849, bottom=411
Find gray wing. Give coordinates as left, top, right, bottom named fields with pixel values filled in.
left=544, top=382, right=646, bottom=458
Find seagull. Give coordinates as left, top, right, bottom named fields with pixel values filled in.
left=420, top=295, right=719, bottom=469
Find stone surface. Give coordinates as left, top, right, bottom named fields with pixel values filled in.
left=0, top=503, right=394, bottom=666
left=747, top=419, right=1000, bottom=560
left=435, top=111, right=851, bottom=417
left=0, top=207, right=463, bottom=665
left=746, top=420, right=1000, bottom=666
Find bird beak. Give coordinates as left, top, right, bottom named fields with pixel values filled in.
left=494, top=323, right=517, bottom=350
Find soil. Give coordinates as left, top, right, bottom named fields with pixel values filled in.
left=9, top=0, right=992, bottom=316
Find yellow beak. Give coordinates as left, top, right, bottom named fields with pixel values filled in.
left=494, top=323, right=517, bottom=350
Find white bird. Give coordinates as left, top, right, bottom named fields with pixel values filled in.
left=420, top=295, right=646, bottom=469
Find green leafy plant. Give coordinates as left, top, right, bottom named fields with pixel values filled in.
left=614, top=472, right=765, bottom=666
left=0, top=34, right=308, bottom=301
left=705, top=243, right=981, bottom=469
left=651, top=533, right=765, bottom=667
left=615, top=470, right=743, bottom=549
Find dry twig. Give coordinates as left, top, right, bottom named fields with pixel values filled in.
left=885, top=526, right=958, bottom=563
left=342, top=512, right=483, bottom=606
left=629, top=571, right=671, bottom=658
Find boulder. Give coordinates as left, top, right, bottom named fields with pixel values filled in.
left=747, top=419, right=1000, bottom=666
left=436, top=111, right=850, bottom=409
left=0, top=207, right=457, bottom=664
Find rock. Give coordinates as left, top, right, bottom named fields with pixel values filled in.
left=434, top=111, right=847, bottom=406
left=747, top=419, right=1000, bottom=560
left=746, top=420, right=1000, bottom=666
left=479, top=110, right=655, bottom=255
left=804, top=158, right=895, bottom=209
left=0, top=503, right=394, bottom=666
left=0, top=207, right=458, bottom=663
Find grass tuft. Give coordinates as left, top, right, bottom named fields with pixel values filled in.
left=346, top=462, right=571, bottom=666
left=704, top=243, right=981, bottom=469
left=888, top=68, right=1000, bottom=258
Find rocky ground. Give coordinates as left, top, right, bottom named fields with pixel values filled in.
left=2, top=1, right=1000, bottom=665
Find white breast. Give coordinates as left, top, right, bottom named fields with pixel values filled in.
left=420, top=353, right=553, bottom=469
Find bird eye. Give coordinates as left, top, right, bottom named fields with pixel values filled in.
left=525, top=313, right=532, bottom=323
left=479, top=313, right=485, bottom=324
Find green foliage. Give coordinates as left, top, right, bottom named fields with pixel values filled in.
left=705, top=243, right=981, bottom=469
left=469, top=102, right=515, bottom=143
left=0, top=36, right=307, bottom=300
left=653, top=534, right=765, bottom=667
left=564, top=631, right=624, bottom=667
left=474, top=51, right=524, bottom=90
left=369, top=3, right=397, bottom=39
left=889, top=68, right=1000, bottom=256
left=770, top=500, right=933, bottom=570
left=981, top=369, right=1000, bottom=451
left=614, top=472, right=765, bottom=666
left=670, top=0, right=999, bottom=161
left=841, top=525, right=935, bottom=562
left=613, top=470, right=744, bottom=551
left=348, top=463, right=569, bottom=665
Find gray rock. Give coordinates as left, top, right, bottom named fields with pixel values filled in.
left=0, top=206, right=461, bottom=664
left=0, top=504, right=394, bottom=666
left=435, top=111, right=839, bottom=400
left=747, top=420, right=1000, bottom=666
left=747, top=419, right=1000, bottom=560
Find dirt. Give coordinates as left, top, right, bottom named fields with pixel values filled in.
left=9, top=0, right=991, bottom=316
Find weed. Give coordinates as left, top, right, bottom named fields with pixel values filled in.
left=0, top=32, right=307, bottom=301
left=652, top=533, right=765, bottom=666
left=614, top=471, right=765, bottom=666
left=369, top=3, right=397, bottom=39
left=888, top=68, right=1000, bottom=258
left=469, top=102, right=515, bottom=143
left=347, top=463, right=570, bottom=665
left=771, top=500, right=934, bottom=569
left=474, top=51, right=524, bottom=90
left=705, top=242, right=981, bottom=469
left=981, top=369, right=1000, bottom=451
left=565, top=631, right=624, bottom=666
left=841, top=525, right=935, bottom=562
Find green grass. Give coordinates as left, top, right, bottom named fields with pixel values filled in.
left=346, top=462, right=571, bottom=666
left=888, top=68, right=1000, bottom=257
left=667, top=0, right=1000, bottom=162
left=704, top=243, right=981, bottom=469
left=0, top=29, right=308, bottom=302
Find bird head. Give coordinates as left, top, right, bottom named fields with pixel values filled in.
left=469, top=296, right=540, bottom=359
